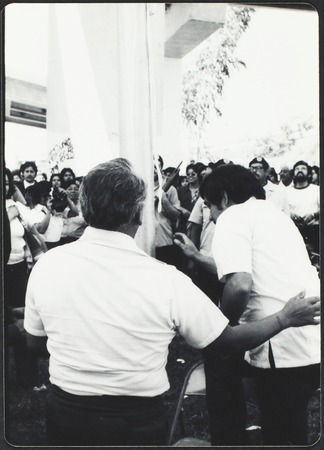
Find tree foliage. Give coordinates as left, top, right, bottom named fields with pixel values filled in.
left=182, top=5, right=255, bottom=147
left=254, top=120, right=317, bottom=161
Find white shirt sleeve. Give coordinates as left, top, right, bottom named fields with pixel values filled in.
left=212, top=208, right=253, bottom=282
left=167, top=185, right=180, bottom=208
left=168, top=267, right=229, bottom=349
left=188, top=197, right=204, bottom=225
left=24, top=264, right=47, bottom=337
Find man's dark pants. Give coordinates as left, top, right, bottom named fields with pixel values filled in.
left=203, top=344, right=319, bottom=445
left=46, top=384, right=167, bottom=445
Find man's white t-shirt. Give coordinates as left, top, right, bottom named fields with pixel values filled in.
left=212, top=197, right=320, bottom=369
left=286, top=183, right=320, bottom=225
left=24, top=226, right=228, bottom=396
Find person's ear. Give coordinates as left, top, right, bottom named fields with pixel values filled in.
left=220, top=191, right=229, bottom=210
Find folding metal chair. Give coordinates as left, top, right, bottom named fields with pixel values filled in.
left=167, top=359, right=209, bottom=446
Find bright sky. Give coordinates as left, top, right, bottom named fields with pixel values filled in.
left=214, top=6, right=319, bottom=141
left=4, top=3, right=319, bottom=169
left=182, top=5, right=319, bottom=167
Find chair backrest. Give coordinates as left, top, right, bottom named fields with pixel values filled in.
left=167, top=360, right=206, bottom=445
left=185, top=361, right=206, bottom=396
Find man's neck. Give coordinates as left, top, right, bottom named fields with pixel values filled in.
left=116, top=223, right=139, bottom=238
left=294, top=180, right=309, bottom=189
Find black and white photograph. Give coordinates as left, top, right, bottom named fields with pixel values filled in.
left=2, top=2, right=321, bottom=447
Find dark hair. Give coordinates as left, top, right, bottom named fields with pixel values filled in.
left=268, top=167, right=279, bottom=183
left=50, top=173, right=62, bottom=185
left=60, top=167, right=76, bottom=188
left=157, top=155, right=164, bottom=170
left=293, top=160, right=311, bottom=173
left=293, top=160, right=312, bottom=181
left=26, top=181, right=51, bottom=205
left=80, top=158, right=147, bottom=231
left=21, top=161, right=38, bottom=173
left=312, top=165, right=319, bottom=175
left=5, top=168, right=15, bottom=199
left=200, top=164, right=266, bottom=206
left=186, top=163, right=197, bottom=175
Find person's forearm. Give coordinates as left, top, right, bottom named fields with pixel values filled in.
left=36, top=211, right=51, bottom=234
left=211, top=292, right=320, bottom=358
left=187, top=222, right=201, bottom=249
left=13, top=188, right=26, bottom=205
left=162, top=198, right=180, bottom=221
left=220, top=273, right=252, bottom=325
left=67, top=198, right=79, bottom=216
left=191, top=252, right=217, bottom=275
left=212, top=311, right=285, bottom=357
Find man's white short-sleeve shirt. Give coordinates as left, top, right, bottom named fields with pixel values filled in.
left=189, top=197, right=215, bottom=256
left=25, top=226, right=228, bottom=396
left=212, top=197, right=320, bottom=369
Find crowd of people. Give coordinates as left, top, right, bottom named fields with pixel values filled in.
left=4, top=154, right=320, bottom=446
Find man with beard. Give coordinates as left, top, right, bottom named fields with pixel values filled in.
left=15, top=161, right=38, bottom=198
left=286, top=160, right=320, bottom=254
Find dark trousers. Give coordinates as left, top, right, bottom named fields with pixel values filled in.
left=5, top=261, right=28, bottom=308
left=5, top=261, right=38, bottom=387
left=254, top=363, right=320, bottom=445
left=203, top=347, right=250, bottom=445
left=46, top=384, right=167, bottom=446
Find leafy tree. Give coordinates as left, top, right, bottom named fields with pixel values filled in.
left=182, top=5, right=254, bottom=156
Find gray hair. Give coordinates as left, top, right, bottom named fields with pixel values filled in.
left=80, top=158, right=147, bottom=231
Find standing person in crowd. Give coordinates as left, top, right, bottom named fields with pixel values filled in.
left=193, top=164, right=319, bottom=446
left=59, top=181, right=87, bottom=245
left=178, top=175, right=188, bottom=188
left=179, top=162, right=220, bottom=302
left=163, top=167, right=180, bottom=189
left=249, top=156, right=288, bottom=212
left=25, top=182, right=53, bottom=235
left=24, top=158, right=320, bottom=446
left=60, top=167, right=76, bottom=188
left=5, top=168, right=44, bottom=388
left=278, top=163, right=293, bottom=188
left=311, top=165, right=319, bottom=185
left=177, top=163, right=201, bottom=232
left=15, top=161, right=38, bottom=198
left=286, top=160, right=320, bottom=255
left=154, top=156, right=182, bottom=268
left=50, top=173, right=62, bottom=189
left=268, top=167, right=279, bottom=184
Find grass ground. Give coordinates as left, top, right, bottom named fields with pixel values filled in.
left=5, top=335, right=321, bottom=446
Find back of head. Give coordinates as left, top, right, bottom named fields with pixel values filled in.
left=200, top=164, right=266, bottom=206
left=27, top=181, right=51, bottom=205
left=80, top=158, right=147, bottom=231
